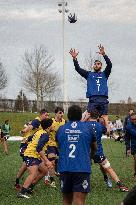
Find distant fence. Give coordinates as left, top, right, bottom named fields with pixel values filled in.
left=0, top=98, right=136, bottom=115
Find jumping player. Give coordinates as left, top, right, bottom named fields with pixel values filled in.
left=56, top=105, right=97, bottom=205
left=69, top=45, right=112, bottom=133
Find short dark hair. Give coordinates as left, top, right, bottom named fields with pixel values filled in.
left=67, top=105, right=82, bottom=121
left=40, top=109, right=48, bottom=115
left=55, top=107, right=64, bottom=114
left=94, top=60, right=102, bottom=66
left=122, top=185, right=136, bottom=205
left=89, top=109, right=100, bottom=119
left=40, top=119, right=53, bottom=130
left=5, top=120, right=9, bottom=124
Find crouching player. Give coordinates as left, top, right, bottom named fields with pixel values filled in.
left=126, top=113, right=136, bottom=179
left=18, top=119, right=53, bottom=199
left=88, top=110, right=129, bottom=192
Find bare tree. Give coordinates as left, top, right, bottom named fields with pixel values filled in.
left=0, top=61, right=7, bottom=90
left=22, top=45, right=61, bottom=110
left=14, top=90, right=29, bottom=112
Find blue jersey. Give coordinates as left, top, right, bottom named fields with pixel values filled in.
left=56, top=121, right=96, bottom=173
left=86, top=72, right=108, bottom=97
left=89, top=121, right=106, bottom=156
left=126, top=122, right=136, bottom=149
left=73, top=55, right=112, bottom=98
left=123, top=115, right=131, bottom=132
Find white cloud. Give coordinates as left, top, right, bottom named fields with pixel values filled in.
left=70, top=0, right=136, bottom=24
left=0, top=8, right=61, bottom=21
left=0, top=0, right=136, bottom=24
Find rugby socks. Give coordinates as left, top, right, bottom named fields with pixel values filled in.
left=104, top=174, right=108, bottom=181
left=116, top=181, right=122, bottom=186
left=50, top=177, right=54, bottom=183
left=20, top=187, right=28, bottom=194
left=16, top=178, right=19, bottom=185
left=29, top=183, right=35, bottom=191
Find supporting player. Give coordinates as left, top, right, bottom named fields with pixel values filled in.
left=69, top=45, right=112, bottom=133
left=56, top=105, right=97, bottom=205
left=88, top=110, right=129, bottom=192
left=18, top=119, right=53, bottom=199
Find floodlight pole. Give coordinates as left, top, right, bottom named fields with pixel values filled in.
left=58, top=1, right=69, bottom=105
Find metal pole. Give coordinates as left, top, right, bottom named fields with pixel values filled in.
left=62, top=1, right=67, bottom=103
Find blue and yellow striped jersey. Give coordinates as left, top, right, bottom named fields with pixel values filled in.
left=48, top=118, right=65, bottom=147
left=24, top=129, right=49, bottom=159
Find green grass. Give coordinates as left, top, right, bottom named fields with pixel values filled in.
left=0, top=112, right=124, bottom=136
left=0, top=140, right=135, bottom=205
left=0, top=112, right=67, bottom=136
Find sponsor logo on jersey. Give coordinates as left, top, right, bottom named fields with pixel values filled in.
left=68, top=135, right=79, bottom=142
left=71, top=122, right=77, bottom=128
left=82, top=180, right=88, bottom=189
left=65, top=129, right=82, bottom=134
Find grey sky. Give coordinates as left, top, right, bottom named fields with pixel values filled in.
left=0, top=0, right=136, bottom=102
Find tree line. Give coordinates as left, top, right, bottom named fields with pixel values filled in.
left=0, top=45, right=61, bottom=111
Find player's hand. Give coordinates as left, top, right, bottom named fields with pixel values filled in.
left=69, top=48, right=79, bottom=59
left=20, top=130, right=24, bottom=136
left=96, top=44, right=105, bottom=56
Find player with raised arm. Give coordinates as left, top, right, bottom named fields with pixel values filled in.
left=56, top=105, right=97, bottom=205
left=69, top=45, right=112, bottom=133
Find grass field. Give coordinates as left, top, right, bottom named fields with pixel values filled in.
left=0, top=140, right=135, bottom=205
left=0, top=112, right=56, bottom=136
left=0, top=112, right=133, bottom=205
left=0, top=112, right=123, bottom=136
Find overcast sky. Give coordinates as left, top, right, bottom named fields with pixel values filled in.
left=0, top=0, right=136, bottom=103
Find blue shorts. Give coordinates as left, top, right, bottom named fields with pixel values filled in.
left=60, top=172, right=90, bottom=193
left=87, top=96, right=109, bottom=115
left=24, top=156, right=42, bottom=167
left=20, top=143, right=27, bottom=160
left=93, top=154, right=106, bottom=164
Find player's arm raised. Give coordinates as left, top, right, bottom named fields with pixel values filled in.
left=97, top=44, right=112, bottom=78
left=69, top=48, right=89, bottom=79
